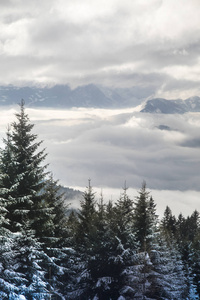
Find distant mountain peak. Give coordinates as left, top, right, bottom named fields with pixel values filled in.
left=141, top=97, right=200, bottom=114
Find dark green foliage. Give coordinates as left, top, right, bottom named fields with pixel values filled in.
left=161, top=206, right=176, bottom=239
left=133, top=181, right=159, bottom=252
left=0, top=101, right=48, bottom=234
left=160, top=206, right=200, bottom=298
left=73, top=183, right=138, bottom=300
left=37, top=173, right=69, bottom=245
left=0, top=101, right=71, bottom=298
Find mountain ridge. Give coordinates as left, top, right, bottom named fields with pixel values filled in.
left=141, top=97, right=200, bottom=113
left=0, top=84, right=200, bottom=113
left=0, top=84, right=143, bottom=108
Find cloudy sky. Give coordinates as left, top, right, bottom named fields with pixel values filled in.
left=1, top=1, right=200, bottom=216
left=1, top=0, right=200, bottom=99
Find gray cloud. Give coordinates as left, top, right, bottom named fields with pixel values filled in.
left=20, top=108, right=199, bottom=192
left=0, top=106, right=200, bottom=215
left=181, top=138, right=200, bottom=148
left=0, top=0, right=200, bottom=98
left=1, top=1, right=200, bottom=215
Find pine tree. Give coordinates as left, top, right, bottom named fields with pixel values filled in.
left=0, top=101, right=69, bottom=298
left=0, top=183, right=21, bottom=298
left=131, top=183, right=187, bottom=299
left=0, top=127, right=16, bottom=199
left=75, top=179, right=97, bottom=250
left=89, top=189, right=136, bottom=300
left=113, top=184, right=135, bottom=248
left=36, top=173, right=69, bottom=246
left=9, top=230, right=50, bottom=299
left=2, top=100, right=48, bottom=234
left=0, top=127, right=27, bottom=297
left=41, top=174, right=75, bottom=298
left=133, top=181, right=158, bottom=252
left=86, top=186, right=139, bottom=300
left=160, top=205, right=176, bottom=244
left=148, top=241, right=187, bottom=300
left=181, top=211, right=200, bottom=298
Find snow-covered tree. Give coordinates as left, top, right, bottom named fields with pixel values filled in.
left=12, top=101, right=48, bottom=233
left=130, top=183, right=188, bottom=299
left=0, top=128, right=24, bottom=298
left=0, top=101, right=71, bottom=299
left=39, top=174, right=76, bottom=298
left=113, top=185, right=135, bottom=248
left=147, top=240, right=187, bottom=299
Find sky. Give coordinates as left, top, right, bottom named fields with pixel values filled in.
left=0, top=1, right=200, bottom=216
left=1, top=0, right=200, bottom=99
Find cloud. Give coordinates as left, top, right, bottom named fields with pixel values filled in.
left=11, top=107, right=197, bottom=193
left=0, top=1, right=200, bottom=217
left=0, top=106, right=199, bottom=216
left=0, top=0, right=200, bottom=98
left=73, top=186, right=200, bottom=218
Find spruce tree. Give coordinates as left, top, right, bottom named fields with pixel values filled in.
left=131, top=183, right=187, bottom=299
left=36, top=173, right=68, bottom=246
left=0, top=126, right=30, bottom=297
left=88, top=189, right=137, bottom=300
left=7, top=100, right=48, bottom=234
left=160, top=205, right=176, bottom=243
left=133, top=181, right=158, bottom=252
left=148, top=240, right=187, bottom=299
left=0, top=181, right=20, bottom=298
left=113, top=184, right=135, bottom=248
left=71, top=180, right=97, bottom=298
left=41, top=174, right=75, bottom=298
left=75, top=179, right=97, bottom=250
left=0, top=101, right=69, bottom=298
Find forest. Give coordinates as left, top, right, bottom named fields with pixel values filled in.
left=0, top=101, right=200, bottom=300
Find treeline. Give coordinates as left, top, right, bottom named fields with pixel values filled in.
left=0, top=101, right=200, bottom=299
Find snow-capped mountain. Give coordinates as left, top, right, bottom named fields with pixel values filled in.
left=141, top=97, right=200, bottom=113
left=1, top=84, right=200, bottom=113
left=0, top=84, right=143, bottom=108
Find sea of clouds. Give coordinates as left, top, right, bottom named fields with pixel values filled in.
left=0, top=106, right=199, bottom=217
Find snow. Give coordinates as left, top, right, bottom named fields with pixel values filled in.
left=18, top=296, right=26, bottom=300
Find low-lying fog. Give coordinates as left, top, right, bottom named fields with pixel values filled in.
left=0, top=106, right=199, bottom=217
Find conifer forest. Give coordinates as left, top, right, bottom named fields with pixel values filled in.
left=1, top=101, right=200, bottom=300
